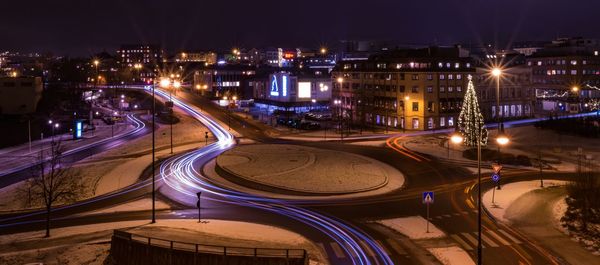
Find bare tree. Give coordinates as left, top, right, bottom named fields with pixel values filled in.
left=25, top=140, right=84, bottom=237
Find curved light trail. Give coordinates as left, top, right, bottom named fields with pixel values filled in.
left=150, top=86, right=392, bottom=265
left=0, top=114, right=146, bottom=177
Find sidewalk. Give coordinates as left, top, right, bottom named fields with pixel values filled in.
left=483, top=181, right=600, bottom=263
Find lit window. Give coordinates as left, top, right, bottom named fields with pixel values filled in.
left=571, top=60, right=578, bottom=65
left=454, top=63, right=460, bottom=68
left=439, top=74, right=445, bottom=80
left=448, top=117, right=454, bottom=126
left=412, top=102, right=419, bottom=111
left=456, top=74, right=462, bottom=80
left=457, top=86, right=462, bottom=92
left=448, top=86, right=454, bottom=92
left=427, top=86, right=433, bottom=93
left=440, top=117, right=446, bottom=127
left=438, top=62, right=443, bottom=68
left=571, top=70, right=577, bottom=75
left=448, top=74, right=453, bottom=80
left=412, top=118, right=419, bottom=129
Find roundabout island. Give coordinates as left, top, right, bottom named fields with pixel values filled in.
left=215, top=144, right=404, bottom=196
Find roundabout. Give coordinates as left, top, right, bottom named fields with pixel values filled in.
left=215, top=144, right=404, bottom=196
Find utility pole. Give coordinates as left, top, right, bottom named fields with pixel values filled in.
left=151, top=81, right=156, bottom=224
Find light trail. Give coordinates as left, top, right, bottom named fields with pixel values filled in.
left=150, top=86, right=392, bottom=265
left=0, top=114, right=146, bottom=177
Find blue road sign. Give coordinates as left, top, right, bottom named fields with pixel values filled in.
left=422, top=191, right=435, bottom=204
left=491, top=173, right=500, bottom=182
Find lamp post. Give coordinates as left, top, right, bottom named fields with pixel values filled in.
left=160, top=78, right=173, bottom=154
left=450, top=129, right=509, bottom=265
left=337, top=77, right=344, bottom=141
left=403, top=96, right=410, bottom=133
left=151, top=79, right=157, bottom=224
left=334, top=99, right=342, bottom=141
left=93, top=60, right=100, bottom=127
left=491, top=68, right=503, bottom=160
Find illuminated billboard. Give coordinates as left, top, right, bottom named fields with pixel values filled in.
left=298, top=82, right=311, bottom=98
left=270, top=73, right=289, bottom=98
left=73, top=120, right=83, bottom=139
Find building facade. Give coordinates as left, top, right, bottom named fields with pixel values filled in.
left=332, top=47, right=475, bottom=131
left=0, top=76, right=43, bottom=114
left=475, top=66, right=535, bottom=121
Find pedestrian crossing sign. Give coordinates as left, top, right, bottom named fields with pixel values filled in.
left=422, top=191, right=434, bottom=204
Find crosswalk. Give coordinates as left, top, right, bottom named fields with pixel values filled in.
left=316, top=229, right=522, bottom=260
left=316, top=239, right=410, bottom=259
left=450, top=229, right=523, bottom=251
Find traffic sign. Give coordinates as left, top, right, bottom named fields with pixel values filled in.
left=491, top=173, right=500, bottom=182
left=422, top=191, right=434, bottom=204
left=491, top=163, right=503, bottom=174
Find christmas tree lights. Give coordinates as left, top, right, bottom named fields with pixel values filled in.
left=458, top=75, right=488, bottom=147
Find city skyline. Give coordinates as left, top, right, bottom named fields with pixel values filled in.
left=2, top=0, right=599, bottom=55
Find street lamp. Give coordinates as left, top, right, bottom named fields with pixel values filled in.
left=491, top=67, right=505, bottom=161
left=336, top=78, right=344, bottom=140
left=450, top=129, right=509, bottom=265
left=160, top=77, right=175, bottom=154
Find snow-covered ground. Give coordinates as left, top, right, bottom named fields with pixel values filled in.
left=482, top=180, right=566, bottom=223
left=217, top=144, right=403, bottom=194
left=0, top=219, right=328, bottom=265
left=71, top=198, right=170, bottom=217
left=0, top=112, right=215, bottom=213
left=375, top=216, right=445, bottom=239
left=428, top=246, right=475, bottom=265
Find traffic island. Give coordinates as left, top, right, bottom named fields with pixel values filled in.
left=215, top=144, right=401, bottom=196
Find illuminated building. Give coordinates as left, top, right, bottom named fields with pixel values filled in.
left=332, top=46, right=475, bottom=131
left=526, top=37, right=600, bottom=113
left=174, top=51, right=217, bottom=65
left=116, top=44, right=163, bottom=66
left=251, top=72, right=332, bottom=112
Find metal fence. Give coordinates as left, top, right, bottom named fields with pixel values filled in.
left=111, top=229, right=308, bottom=265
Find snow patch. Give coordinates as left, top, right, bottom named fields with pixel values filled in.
left=483, top=180, right=566, bottom=223
left=375, top=216, right=445, bottom=239
left=428, top=246, right=475, bottom=265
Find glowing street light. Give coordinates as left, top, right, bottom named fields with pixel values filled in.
left=491, top=67, right=502, bottom=77
left=320, top=47, right=327, bottom=54
left=160, top=78, right=171, bottom=88
left=450, top=132, right=464, bottom=144
left=337, top=77, right=344, bottom=83
left=173, top=80, right=181, bottom=89
left=572, top=86, right=579, bottom=92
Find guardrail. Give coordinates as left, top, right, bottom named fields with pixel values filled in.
left=111, top=229, right=307, bottom=265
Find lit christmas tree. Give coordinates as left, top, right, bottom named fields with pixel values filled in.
left=458, top=75, right=488, bottom=147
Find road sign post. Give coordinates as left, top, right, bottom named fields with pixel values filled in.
left=491, top=173, right=501, bottom=204
left=422, top=191, right=434, bottom=233
left=196, top=192, right=202, bottom=223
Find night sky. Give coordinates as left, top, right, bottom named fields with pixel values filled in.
left=1, top=0, right=598, bottom=56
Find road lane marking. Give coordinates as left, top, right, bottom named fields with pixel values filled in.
left=316, top=243, right=329, bottom=259
left=329, top=242, right=346, bottom=258
left=466, top=199, right=475, bottom=209
left=481, top=233, right=499, bottom=247
left=498, top=229, right=523, bottom=244
left=486, top=230, right=511, bottom=246
left=385, top=238, right=407, bottom=255
left=461, top=232, right=484, bottom=248
left=450, top=234, right=473, bottom=251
